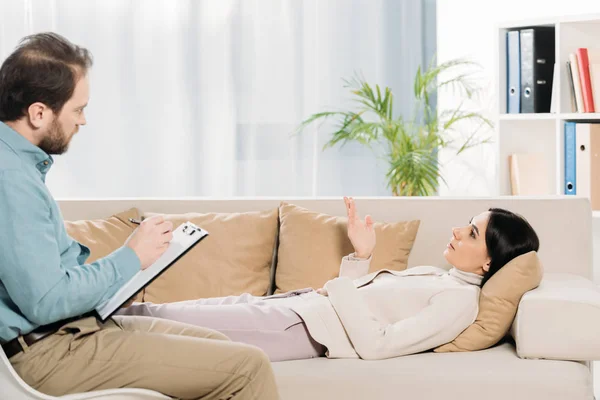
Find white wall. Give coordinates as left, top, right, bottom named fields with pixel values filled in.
left=436, top=0, right=600, bottom=196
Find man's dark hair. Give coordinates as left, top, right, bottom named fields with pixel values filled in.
left=0, top=32, right=93, bottom=122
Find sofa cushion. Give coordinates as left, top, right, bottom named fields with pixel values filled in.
left=64, top=208, right=143, bottom=302
left=435, top=251, right=543, bottom=353
left=143, top=209, right=278, bottom=303
left=275, top=202, right=420, bottom=293
left=271, top=342, right=592, bottom=400
left=511, top=272, right=600, bottom=361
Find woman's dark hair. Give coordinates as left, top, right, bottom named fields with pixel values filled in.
left=0, top=32, right=93, bottom=122
left=481, top=207, right=539, bottom=287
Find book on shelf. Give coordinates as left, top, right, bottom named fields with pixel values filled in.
left=567, top=57, right=583, bottom=113
left=576, top=48, right=595, bottom=113
left=566, top=48, right=600, bottom=113
left=587, top=49, right=600, bottom=113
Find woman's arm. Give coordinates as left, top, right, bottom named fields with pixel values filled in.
left=324, top=277, right=479, bottom=360
left=339, top=196, right=375, bottom=279
left=338, top=253, right=372, bottom=279
left=344, top=196, right=375, bottom=258
left=318, top=197, right=375, bottom=294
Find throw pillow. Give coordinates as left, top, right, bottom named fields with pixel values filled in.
left=143, top=209, right=279, bottom=303
left=434, top=250, right=543, bottom=353
left=275, top=202, right=421, bottom=293
left=64, top=207, right=143, bottom=301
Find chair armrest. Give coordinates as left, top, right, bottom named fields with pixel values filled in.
left=511, top=272, right=600, bottom=361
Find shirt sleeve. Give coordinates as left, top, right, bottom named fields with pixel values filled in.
left=325, top=277, right=478, bottom=360
left=338, top=253, right=371, bottom=279
left=0, top=170, right=140, bottom=325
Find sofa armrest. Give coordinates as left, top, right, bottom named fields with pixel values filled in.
left=511, top=272, right=600, bottom=361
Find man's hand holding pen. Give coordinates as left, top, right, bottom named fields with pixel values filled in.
left=126, top=216, right=173, bottom=270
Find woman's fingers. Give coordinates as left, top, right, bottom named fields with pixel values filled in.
left=349, top=197, right=358, bottom=220
left=344, top=197, right=352, bottom=225
left=345, top=196, right=355, bottom=221
left=344, top=196, right=363, bottom=225
left=365, top=215, right=373, bottom=230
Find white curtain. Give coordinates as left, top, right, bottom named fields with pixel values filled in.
left=0, top=0, right=435, bottom=197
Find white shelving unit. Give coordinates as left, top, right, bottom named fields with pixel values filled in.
left=496, top=18, right=600, bottom=394
left=495, top=14, right=600, bottom=201
left=496, top=14, right=600, bottom=292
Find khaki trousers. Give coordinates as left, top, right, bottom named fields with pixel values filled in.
left=9, top=315, right=280, bottom=400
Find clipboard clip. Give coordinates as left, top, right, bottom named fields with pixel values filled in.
left=182, top=223, right=199, bottom=236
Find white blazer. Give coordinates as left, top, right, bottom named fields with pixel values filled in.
left=269, top=256, right=481, bottom=360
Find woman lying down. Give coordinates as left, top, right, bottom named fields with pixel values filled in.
left=118, top=197, right=540, bottom=361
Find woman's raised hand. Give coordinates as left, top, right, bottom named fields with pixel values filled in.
left=344, top=196, right=375, bottom=259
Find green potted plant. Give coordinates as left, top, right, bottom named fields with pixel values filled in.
left=294, top=59, right=492, bottom=196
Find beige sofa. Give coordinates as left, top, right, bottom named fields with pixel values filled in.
left=57, top=196, right=598, bottom=400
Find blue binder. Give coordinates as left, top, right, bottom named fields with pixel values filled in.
left=507, top=30, right=521, bottom=113
left=564, top=121, right=576, bottom=195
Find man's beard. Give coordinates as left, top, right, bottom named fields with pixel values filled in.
left=38, top=119, right=71, bottom=155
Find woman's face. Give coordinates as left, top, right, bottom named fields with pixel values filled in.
left=443, top=211, right=491, bottom=276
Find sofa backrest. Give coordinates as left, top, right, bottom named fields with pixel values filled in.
left=57, top=196, right=593, bottom=280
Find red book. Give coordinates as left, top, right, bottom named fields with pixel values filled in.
left=576, top=48, right=595, bottom=112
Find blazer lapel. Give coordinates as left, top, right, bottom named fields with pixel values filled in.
left=353, top=266, right=447, bottom=288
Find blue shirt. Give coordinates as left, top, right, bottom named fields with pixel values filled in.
left=0, top=122, right=140, bottom=342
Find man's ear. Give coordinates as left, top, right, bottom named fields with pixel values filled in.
left=27, top=102, right=51, bottom=129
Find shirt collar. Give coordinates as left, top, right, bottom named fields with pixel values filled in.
left=0, top=121, right=54, bottom=174
left=448, top=267, right=484, bottom=286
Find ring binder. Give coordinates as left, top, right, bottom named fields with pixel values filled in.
left=519, top=27, right=555, bottom=113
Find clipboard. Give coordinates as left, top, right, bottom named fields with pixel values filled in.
left=95, top=221, right=208, bottom=322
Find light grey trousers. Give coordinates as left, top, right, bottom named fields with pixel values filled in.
left=116, top=291, right=327, bottom=362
